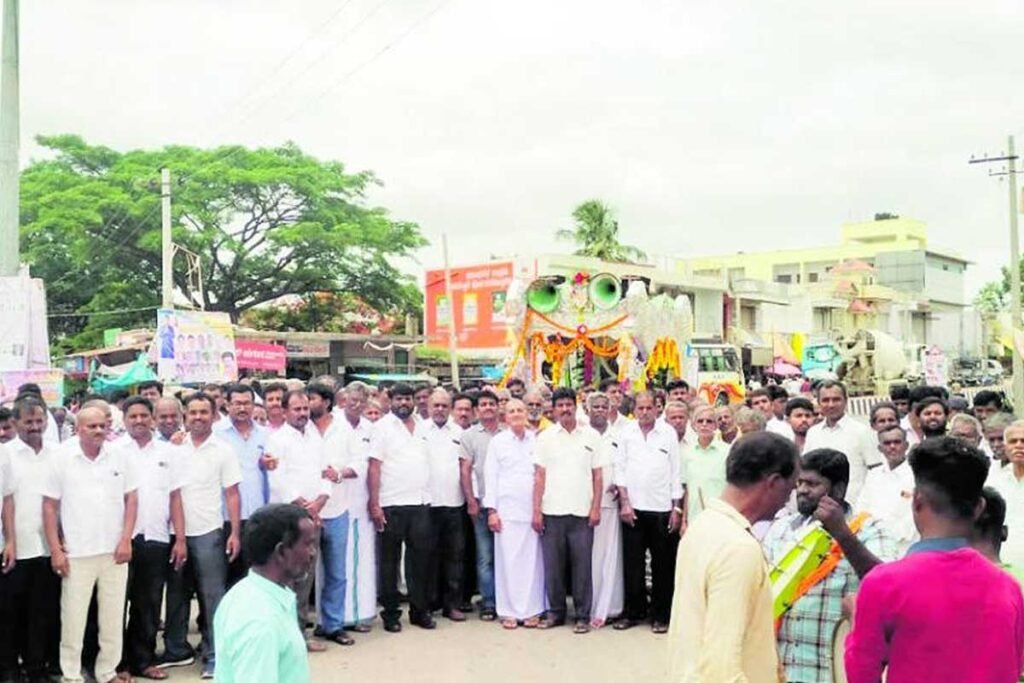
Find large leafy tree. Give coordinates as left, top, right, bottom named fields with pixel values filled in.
left=555, top=199, right=647, bottom=263
left=20, top=135, right=426, bottom=352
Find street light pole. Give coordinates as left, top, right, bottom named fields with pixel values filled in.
left=0, top=0, right=19, bottom=276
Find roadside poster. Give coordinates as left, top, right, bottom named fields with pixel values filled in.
left=0, top=368, right=65, bottom=405
left=923, top=345, right=948, bottom=387
left=235, top=340, right=287, bottom=374
left=156, top=309, right=237, bottom=383
left=0, top=276, right=50, bottom=371
left=424, top=261, right=515, bottom=349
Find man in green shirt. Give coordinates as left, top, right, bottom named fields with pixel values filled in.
left=213, top=504, right=317, bottom=683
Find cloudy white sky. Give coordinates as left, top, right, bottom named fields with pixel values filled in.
left=11, top=0, right=1024, bottom=296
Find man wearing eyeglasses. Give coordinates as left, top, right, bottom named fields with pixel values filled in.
left=855, top=426, right=917, bottom=555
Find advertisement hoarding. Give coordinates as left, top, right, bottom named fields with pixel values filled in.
left=155, top=309, right=237, bottom=383
left=424, top=261, right=515, bottom=349
left=235, top=340, right=287, bottom=374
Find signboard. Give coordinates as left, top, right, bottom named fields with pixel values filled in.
left=0, top=368, right=64, bottom=405
left=235, top=340, right=287, bottom=373
left=923, top=345, right=948, bottom=387
left=155, top=309, right=237, bottom=383
left=0, top=276, right=50, bottom=371
left=285, top=340, right=330, bottom=359
left=424, top=261, right=515, bottom=349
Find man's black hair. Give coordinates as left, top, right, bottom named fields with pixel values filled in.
left=244, top=503, right=312, bottom=566
left=12, top=395, right=47, bottom=420
left=137, top=380, right=164, bottom=395
left=766, top=385, right=789, bottom=401
left=16, top=382, right=42, bottom=397
left=665, top=379, right=690, bottom=393
left=801, top=448, right=850, bottom=488
left=748, top=388, right=771, bottom=404
left=599, top=378, right=620, bottom=393
left=816, top=380, right=848, bottom=400
left=263, top=381, right=288, bottom=397
left=0, top=407, right=11, bottom=422
left=889, top=384, right=910, bottom=402
left=551, top=387, right=577, bottom=405
left=452, top=392, right=475, bottom=407
left=914, top=396, right=949, bottom=417
left=869, top=401, right=899, bottom=425
left=506, top=378, right=525, bottom=389
left=909, top=436, right=990, bottom=520
left=224, top=383, right=255, bottom=403
left=726, top=432, right=799, bottom=487
left=122, top=395, right=154, bottom=415
left=390, top=382, right=415, bottom=398
left=784, top=397, right=814, bottom=417
left=108, top=389, right=130, bottom=404
left=183, top=392, right=217, bottom=413
left=306, top=383, right=335, bottom=410
left=282, top=389, right=308, bottom=409
left=909, top=384, right=947, bottom=405
left=477, top=389, right=499, bottom=405
left=976, top=486, right=1008, bottom=547
left=973, top=390, right=1005, bottom=410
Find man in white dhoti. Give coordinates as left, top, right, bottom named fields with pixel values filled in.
left=483, top=399, right=546, bottom=629
left=336, top=382, right=377, bottom=632
left=587, top=391, right=623, bottom=628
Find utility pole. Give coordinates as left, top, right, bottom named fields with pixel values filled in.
left=160, top=167, right=173, bottom=308
left=442, top=233, right=460, bottom=388
left=0, top=0, right=19, bottom=276
left=970, top=135, right=1023, bottom=411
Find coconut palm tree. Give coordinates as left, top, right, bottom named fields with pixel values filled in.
left=555, top=200, right=647, bottom=263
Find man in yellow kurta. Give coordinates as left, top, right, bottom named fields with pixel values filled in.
left=668, top=432, right=799, bottom=682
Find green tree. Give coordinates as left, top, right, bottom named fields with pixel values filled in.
left=555, top=200, right=647, bottom=263
left=20, top=135, right=426, bottom=352
left=975, top=280, right=1007, bottom=317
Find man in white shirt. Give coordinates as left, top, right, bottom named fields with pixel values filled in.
left=117, top=396, right=187, bottom=680
left=613, top=392, right=682, bottom=634
left=161, top=393, right=242, bottom=679
left=754, top=387, right=795, bottom=440
left=803, top=381, right=880, bottom=503
left=0, top=433, right=14, bottom=679
left=986, top=420, right=1024, bottom=569
left=368, top=383, right=435, bottom=632
left=534, top=387, right=604, bottom=634
left=599, top=378, right=629, bottom=438
left=1, top=396, right=62, bottom=682
left=266, top=390, right=331, bottom=651
left=308, top=383, right=359, bottom=645
left=417, top=388, right=467, bottom=622
left=856, top=426, right=917, bottom=555
left=41, top=406, right=138, bottom=683
left=785, top=397, right=816, bottom=454
left=333, top=382, right=377, bottom=631
left=588, top=392, right=624, bottom=628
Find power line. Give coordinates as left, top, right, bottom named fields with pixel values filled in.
left=47, top=305, right=158, bottom=319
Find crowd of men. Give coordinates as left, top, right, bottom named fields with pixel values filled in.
left=0, top=373, right=1022, bottom=682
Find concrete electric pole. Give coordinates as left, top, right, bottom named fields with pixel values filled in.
left=161, top=167, right=173, bottom=308
left=970, top=135, right=1024, bottom=411
left=0, top=0, right=19, bottom=276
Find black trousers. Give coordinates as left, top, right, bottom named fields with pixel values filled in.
left=540, top=515, right=594, bottom=622
left=123, top=538, right=170, bottom=674
left=377, top=505, right=433, bottom=623
left=0, top=556, right=61, bottom=679
left=621, top=510, right=679, bottom=623
left=429, top=506, right=466, bottom=612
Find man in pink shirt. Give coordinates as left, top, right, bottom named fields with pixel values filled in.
left=845, top=436, right=1024, bottom=683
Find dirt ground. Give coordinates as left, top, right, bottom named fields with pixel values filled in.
left=161, top=616, right=669, bottom=682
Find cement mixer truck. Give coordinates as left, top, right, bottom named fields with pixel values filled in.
left=803, top=329, right=926, bottom=396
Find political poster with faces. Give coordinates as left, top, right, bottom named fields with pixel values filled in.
left=155, top=309, right=237, bottom=383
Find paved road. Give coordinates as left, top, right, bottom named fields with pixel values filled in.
left=161, top=615, right=669, bottom=682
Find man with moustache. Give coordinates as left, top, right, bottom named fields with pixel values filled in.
left=533, top=387, right=604, bottom=634
left=117, top=397, right=188, bottom=680
left=161, top=394, right=242, bottom=679
left=523, top=388, right=553, bottom=434
left=266, top=391, right=331, bottom=651
left=763, top=449, right=895, bottom=683
left=0, top=396, right=61, bottom=683
left=858, top=426, right=917, bottom=554
left=153, top=398, right=184, bottom=444
left=915, top=397, right=950, bottom=441
left=213, top=504, right=316, bottom=683
left=42, top=407, right=139, bottom=683
left=368, top=383, right=435, bottom=631
left=785, top=397, right=816, bottom=454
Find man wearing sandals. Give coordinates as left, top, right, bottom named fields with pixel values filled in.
left=483, top=400, right=546, bottom=630
left=533, top=387, right=605, bottom=634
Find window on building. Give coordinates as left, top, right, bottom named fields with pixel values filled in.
left=808, top=273, right=819, bottom=283
left=775, top=274, right=793, bottom=283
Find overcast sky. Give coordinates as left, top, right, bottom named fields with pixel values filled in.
left=12, top=0, right=1024, bottom=296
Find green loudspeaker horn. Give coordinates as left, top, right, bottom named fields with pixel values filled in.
left=589, top=273, right=622, bottom=310
left=526, top=279, right=561, bottom=313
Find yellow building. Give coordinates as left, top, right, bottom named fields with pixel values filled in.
left=672, top=216, right=973, bottom=352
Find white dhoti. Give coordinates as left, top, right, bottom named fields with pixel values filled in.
left=344, top=515, right=377, bottom=625
left=591, top=507, right=623, bottom=625
left=494, top=520, right=546, bottom=620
